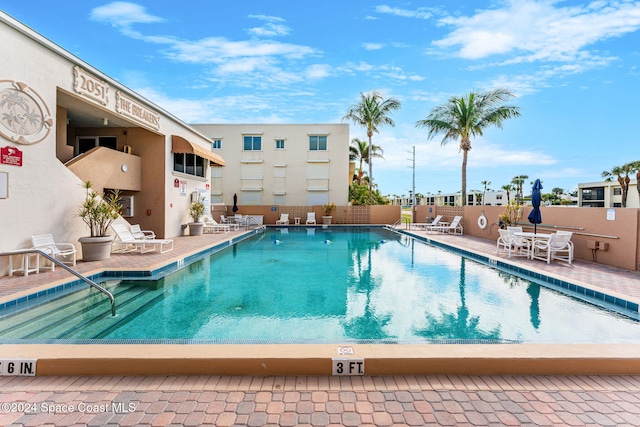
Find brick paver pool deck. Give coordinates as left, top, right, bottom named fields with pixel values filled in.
left=2, top=228, right=640, bottom=426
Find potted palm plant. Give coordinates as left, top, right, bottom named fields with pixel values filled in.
left=322, top=202, right=336, bottom=225
left=188, top=198, right=206, bottom=236
left=77, top=180, right=121, bottom=261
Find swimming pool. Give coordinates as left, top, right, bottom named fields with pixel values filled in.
left=2, top=227, right=640, bottom=344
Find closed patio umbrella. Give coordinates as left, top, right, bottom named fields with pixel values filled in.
left=528, top=179, right=543, bottom=234
left=232, top=193, right=238, bottom=213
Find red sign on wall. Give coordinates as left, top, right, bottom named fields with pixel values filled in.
left=1, top=146, right=23, bottom=166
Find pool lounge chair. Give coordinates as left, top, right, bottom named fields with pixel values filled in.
left=306, top=212, right=316, bottom=224
left=111, top=223, right=174, bottom=254
left=276, top=213, right=290, bottom=225
left=417, top=215, right=444, bottom=232
left=130, top=224, right=155, bottom=239
left=202, top=215, right=230, bottom=233
left=31, top=234, right=77, bottom=271
left=432, top=215, right=463, bottom=235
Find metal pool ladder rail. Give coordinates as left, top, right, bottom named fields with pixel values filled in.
left=245, top=216, right=266, bottom=231
left=1, top=248, right=116, bottom=316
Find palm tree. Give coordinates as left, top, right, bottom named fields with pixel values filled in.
left=501, top=184, right=514, bottom=204
left=343, top=91, right=401, bottom=200
left=602, top=163, right=633, bottom=207
left=415, top=88, right=520, bottom=205
left=481, top=180, right=491, bottom=205
left=349, top=138, right=384, bottom=185
left=511, top=175, right=528, bottom=204
left=628, top=161, right=640, bottom=203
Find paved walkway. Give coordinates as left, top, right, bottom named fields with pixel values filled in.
left=2, top=374, right=640, bottom=426
left=2, top=228, right=640, bottom=426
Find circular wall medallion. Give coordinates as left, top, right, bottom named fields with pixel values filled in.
left=0, top=81, right=53, bottom=145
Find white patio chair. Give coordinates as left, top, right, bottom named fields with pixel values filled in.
left=432, top=215, right=464, bottom=235
left=532, top=231, right=574, bottom=264
left=306, top=212, right=316, bottom=224
left=111, top=223, right=173, bottom=254
left=496, top=229, right=530, bottom=258
left=130, top=224, right=155, bottom=239
left=202, top=215, right=230, bottom=233
left=31, top=234, right=77, bottom=271
left=276, top=213, right=290, bottom=225
left=423, top=215, right=444, bottom=233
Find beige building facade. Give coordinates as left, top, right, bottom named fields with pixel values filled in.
left=578, top=180, right=640, bottom=208
left=0, top=11, right=224, bottom=274
left=191, top=124, right=350, bottom=207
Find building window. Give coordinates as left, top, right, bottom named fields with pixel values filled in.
left=468, top=195, right=474, bottom=205
left=309, top=135, right=327, bottom=151
left=613, top=202, right=622, bottom=207
left=496, top=195, right=502, bottom=200
left=582, top=187, right=604, bottom=201
left=275, top=139, right=285, bottom=149
left=613, top=188, right=622, bottom=196
left=173, top=153, right=206, bottom=177
left=243, top=135, right=262, bottom=151
left=212, top=139, right=222, bottom=149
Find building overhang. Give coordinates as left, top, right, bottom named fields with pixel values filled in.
left=172, top=135, right=225, bottom=167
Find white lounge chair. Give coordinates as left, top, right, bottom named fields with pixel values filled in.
left=432, top=215, right=464, bottom=235
left=497, top=229, right=530, bottom=258
left=532, top=231, right=574, bottom=264
left=306, top=212, right=316, bottom=224
left=31, top=234, right=77, bottom=271
left=111, top=223, right=173, bottom=254
left=130, top=224, right=155, bottom=239
left=419, top=215, right=444, bottom=232
left=202, top=215, right=230, bottom=233
left=276, top=213, right=290, bottom=225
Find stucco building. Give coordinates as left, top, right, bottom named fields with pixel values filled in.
left=578, top=180, right=640, bottom=208
left=191, top=124, right=350, bottom=207
left=0, top=11, right=224, bottom=273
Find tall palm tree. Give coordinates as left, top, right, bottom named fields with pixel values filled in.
left=343, top=91, right=401, bottom=200
left=602, top=163, right=633, bottom=207
left=501, top=184, right=514, bottom=204
left=511, top=175, right=528, bottom=204
left=415, top=88, right=520, bottom=205
left=626, top=160, right=640, bottom=204
left=349, top=138, right=384, bottom=184
left=480, top=180, right=491, bottom=205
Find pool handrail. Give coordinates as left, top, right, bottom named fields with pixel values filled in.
left=245, top=216, right=266, bottom=231
left=0, top=248, right=116, bottom=316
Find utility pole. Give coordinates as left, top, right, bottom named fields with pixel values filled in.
left=406, top=146, right=416, bottom=224
left=408, top=146, right=416, bottom=207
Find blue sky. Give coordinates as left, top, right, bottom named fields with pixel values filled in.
left=4, top=1, right=640, bottom=198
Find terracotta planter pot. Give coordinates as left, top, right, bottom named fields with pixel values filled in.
left=79, top=235, right=114, bottom=261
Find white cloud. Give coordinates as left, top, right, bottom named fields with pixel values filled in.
left=363, top=43, right=385, bottom=50
left=433, top=0, right=640, bottom=64
left=247, top=15, right=290, bottom=37
left=90, top=1, right=164, bottom=27
left=375, top=5, right=434, bottom=20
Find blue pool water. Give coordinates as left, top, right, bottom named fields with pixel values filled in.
left=2, top=227, right=640, bottom=343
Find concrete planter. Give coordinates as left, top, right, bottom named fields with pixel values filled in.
left=189, top=222, right=204, bottom=236
left=322, top=216, right=332, bottom=225
left=79, top=235, right=114, bottom=261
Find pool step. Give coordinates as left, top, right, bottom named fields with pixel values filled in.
left=0, top=282, right=162, bottom=340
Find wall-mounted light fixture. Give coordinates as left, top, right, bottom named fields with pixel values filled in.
left=103, top=118, right=109, bottom=126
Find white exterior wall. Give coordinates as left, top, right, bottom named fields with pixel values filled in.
left=0, top=12, right=217, bottom=273
left=192, top=124, right=350, bottom=206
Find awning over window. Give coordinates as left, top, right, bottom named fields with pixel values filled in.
left=172, top=135, right=225, bottom=167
